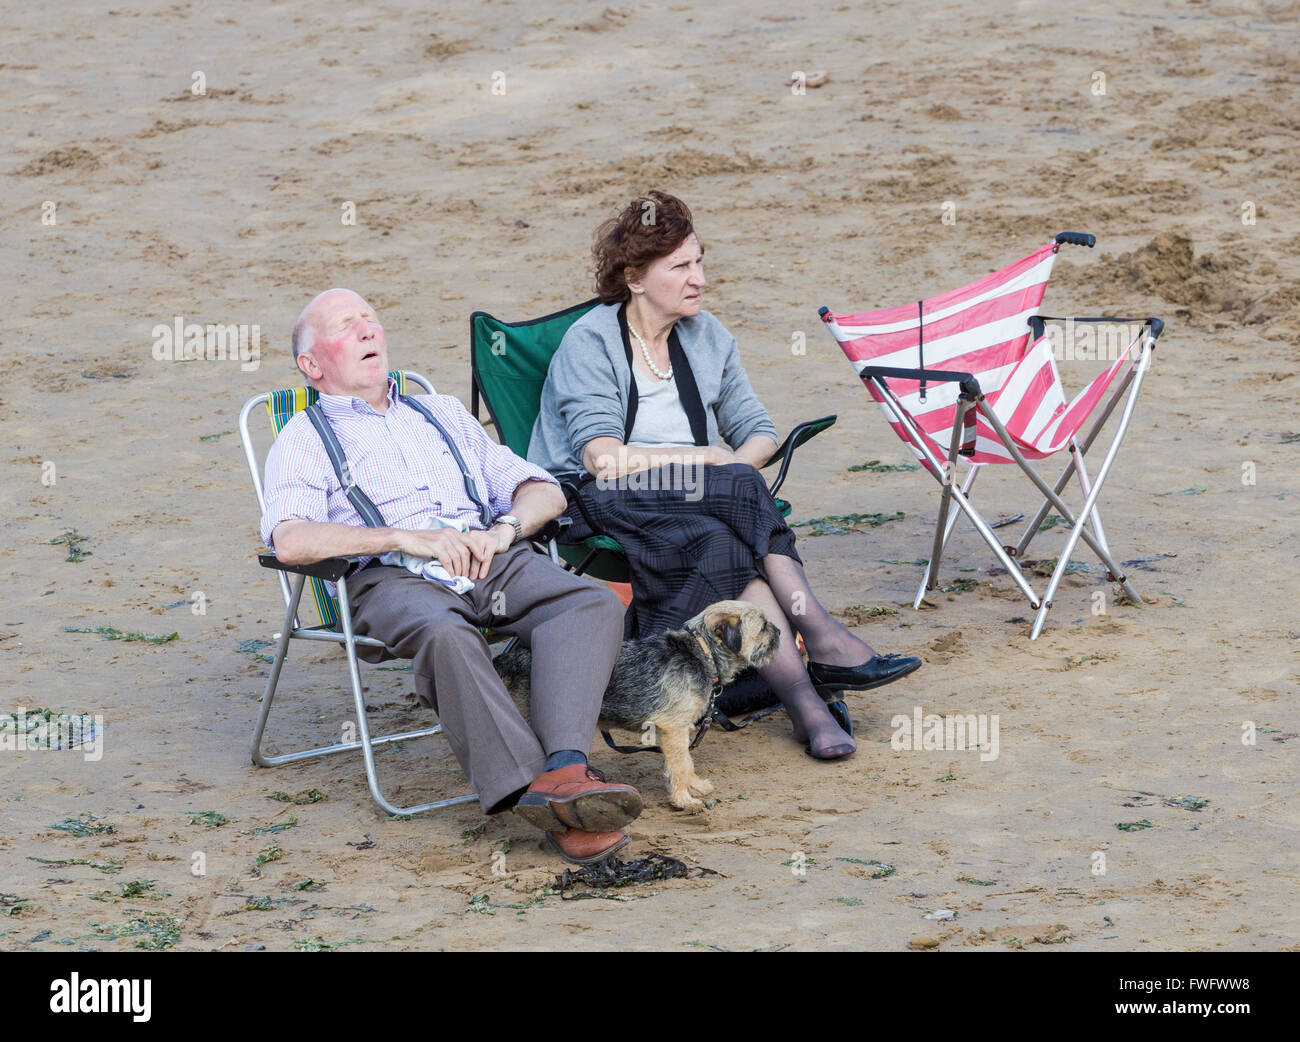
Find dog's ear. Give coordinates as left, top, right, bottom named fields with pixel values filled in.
left=711, top=614, right=744, bottom=656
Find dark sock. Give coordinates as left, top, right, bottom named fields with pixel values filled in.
left=544, top=749, right=587, bottom=771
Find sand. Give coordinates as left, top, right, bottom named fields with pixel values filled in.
left=1, top=0, right=1297, bottom=951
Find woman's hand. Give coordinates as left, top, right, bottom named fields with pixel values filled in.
left=584, top=438, right=753, bottom=478
left=701, top=444, right=739, bottom=466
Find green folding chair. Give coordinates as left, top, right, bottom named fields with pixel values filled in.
left=468, top=300, right=838, bottom=582
left=239, top=370, right=487, bottom=817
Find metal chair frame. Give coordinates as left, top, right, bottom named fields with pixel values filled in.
left=238, top=371, right=477, bottom=816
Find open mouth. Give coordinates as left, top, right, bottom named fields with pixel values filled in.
left=362, top=350, right=379, bottom=360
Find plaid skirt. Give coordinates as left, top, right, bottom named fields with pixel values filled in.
left=564, top=462, right=802, bottom=640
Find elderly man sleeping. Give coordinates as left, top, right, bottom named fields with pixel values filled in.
left=260, top=287, right=639, bottom=865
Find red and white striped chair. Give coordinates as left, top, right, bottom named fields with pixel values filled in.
left=819, top=232, right=1165, bottom=639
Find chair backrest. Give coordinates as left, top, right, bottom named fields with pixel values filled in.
left=820, top=242, right=1058, bottom=459
left=239, top=370, right=433, bottom=631
left=973, top=324, right=1142, bottom=462
left=469, top=299, right=602, bottom=455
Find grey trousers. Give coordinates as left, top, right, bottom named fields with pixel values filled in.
left=347, top=543, right=625, bottom=813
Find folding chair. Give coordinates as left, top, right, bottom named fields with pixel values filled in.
left=468, top=300, right=838, bottom=580
left=238, top=370, right=477, bottom=816
left=819, top=232, right=1165, bottom=639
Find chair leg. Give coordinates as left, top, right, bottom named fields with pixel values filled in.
left=945, top=479, right=1042, bottom=607
left=1030, top=341, right=1155, bottom=639
left=977, top=401, right=1137, bottom=610
left=250, top=575, right=476, bottom=814
left=1016, top=364, right=1141, bottom=560
left=335, top=576, right=478, bottom=816
left=251, top=574, right=308, bottom=767
left=914, top=464, right=979, bottom=608
left=1016, top=453, right=1078, bottom=559
left=1069, top=440, right=1142, bottom=605
left=867, top=381, right=1040, bottom=609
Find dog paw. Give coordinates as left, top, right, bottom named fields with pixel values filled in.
left=687, top=777, right=714, bottom=797
left=669, top=791, right=707, bottom=814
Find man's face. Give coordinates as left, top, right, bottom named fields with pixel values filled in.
left=296, top=289, right=388, bottom=397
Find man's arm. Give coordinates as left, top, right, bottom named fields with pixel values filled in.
left=271, top=519, right=401, bottom=565
left=498, top=477, right=567, bottom=540
left=455, top=478, right=568, bottom=580
left=272, top=519, right=484, bottom=577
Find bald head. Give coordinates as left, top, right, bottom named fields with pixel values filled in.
left=292, top=287, right=363, bottom=362
left=290, top=288, right=389, bottom=404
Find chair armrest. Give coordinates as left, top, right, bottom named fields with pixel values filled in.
left=560, top=478, right=603, bottom=540
left=533, top=515, right=572, bottom=545
left=761, top=414, right=837, bottom=498
left=258, top=553, right=359, bottom=582
left=861, top=366, right=981, bottom=398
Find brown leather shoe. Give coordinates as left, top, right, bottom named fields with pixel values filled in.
left=513, top=764, right=643, bottom=833
left=544, top=827, right=629, bottom=866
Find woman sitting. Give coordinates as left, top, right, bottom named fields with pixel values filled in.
left=528, top=191, right=920, bottom=760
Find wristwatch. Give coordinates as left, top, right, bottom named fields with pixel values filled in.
left=493, top=514, right=523, bottom=546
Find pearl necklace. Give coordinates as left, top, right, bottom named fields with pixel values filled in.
left=628, top=320, right=673, bottom=381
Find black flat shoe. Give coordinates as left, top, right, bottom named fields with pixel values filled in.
left=808, top=653, right=922, bottom=695
left=826, top=699, right=853, bottom=736
left=796, top=700, right=855, bottom=760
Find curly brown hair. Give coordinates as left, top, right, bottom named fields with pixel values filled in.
left=592, top=191, right=699, bottom=305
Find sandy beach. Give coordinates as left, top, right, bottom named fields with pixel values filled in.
left=1, top=0, right=1297, bottom=951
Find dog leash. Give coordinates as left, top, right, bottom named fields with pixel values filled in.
left=598, top=675, right=723, bottom=755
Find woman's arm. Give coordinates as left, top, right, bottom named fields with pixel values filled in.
left=729, top=434, right=778, bottom=470
left=581, top=437, right=736, bottom=480
left=713, top=325, right=779, bottom=450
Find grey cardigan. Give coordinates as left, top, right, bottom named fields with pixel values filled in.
left=527, top=303, right=778, bottom=477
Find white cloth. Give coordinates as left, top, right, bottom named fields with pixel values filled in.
left=379, top=516, right=475, bottom=594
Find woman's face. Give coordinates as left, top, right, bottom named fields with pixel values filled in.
left=628, top=233, right=706, bottom=321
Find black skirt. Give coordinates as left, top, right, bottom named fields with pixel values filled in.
left=564, top=462, right=802, bottom=640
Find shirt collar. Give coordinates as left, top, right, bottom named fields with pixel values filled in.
left=317, top=377, right=399, bottom=419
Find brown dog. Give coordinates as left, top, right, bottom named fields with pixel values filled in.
left=494, top=600, right=780, bottom=813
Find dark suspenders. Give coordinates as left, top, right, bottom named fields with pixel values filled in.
left=304, top=395, right=494, bottom=530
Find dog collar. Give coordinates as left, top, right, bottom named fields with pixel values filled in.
left=683, top=622, right=731, bottom=749
left=683, top=623, right=726, bottom=690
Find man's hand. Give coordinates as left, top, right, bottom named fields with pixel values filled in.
left=394, top=526, right=477, bottom=578
left=465, top=528, right=509, bottom=580
left=397, top=527, right=508, bottom=580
